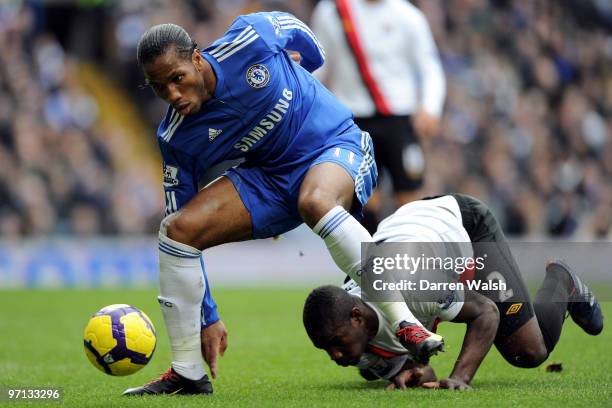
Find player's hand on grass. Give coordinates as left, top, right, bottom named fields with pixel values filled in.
left=201, top=320, right=228, bottom=379
left=386, top=367, right=428, bottom=390
left=422, top=377, right=471, bottom=390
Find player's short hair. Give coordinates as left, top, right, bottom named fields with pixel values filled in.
left=137, top=23, right=197, bottom=66
left=303, top=285, right=356, bottom=343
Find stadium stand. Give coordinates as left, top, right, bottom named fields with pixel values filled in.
left=0, top=0, right=609, bottom=238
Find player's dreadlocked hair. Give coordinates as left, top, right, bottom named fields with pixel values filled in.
left=137, top=23, right=197, bottom=66
left=303, top=285, right=356, bottom=343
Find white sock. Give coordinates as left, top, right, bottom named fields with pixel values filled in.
left=158, top=232, right=206, bottom=380
left=313, top=206, right=423, bottom=332
left=377, top=302, right=421, bottom=332
left=313, top=206, right=367, bottom=282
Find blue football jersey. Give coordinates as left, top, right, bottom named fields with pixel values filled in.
left=158, top=11, right=355, bottom=215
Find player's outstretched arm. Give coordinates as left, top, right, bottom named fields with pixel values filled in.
left=423, top=291, right=499, bottom=390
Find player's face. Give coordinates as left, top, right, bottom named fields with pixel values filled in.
left=317, top=320, right=369, bottom=367
left=143, top=48, right=209, bottom=116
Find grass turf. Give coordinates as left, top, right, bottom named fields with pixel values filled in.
left=1, top=289, right=610, bottom=407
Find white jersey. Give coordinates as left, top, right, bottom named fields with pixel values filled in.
left=345, top=195, right=469, bottom=379
left=373, top=195, right=471, bottom=244
left=345, top=283, right=463, bottom=379
left=311, top=0, right=446, bottom=117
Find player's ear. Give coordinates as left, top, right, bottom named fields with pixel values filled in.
left=192, top=48, right=203, bottom=71
left=350, top=306, right=364, bottom=324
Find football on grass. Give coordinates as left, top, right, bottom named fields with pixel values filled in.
left=83, top=304, right=156, bottom=376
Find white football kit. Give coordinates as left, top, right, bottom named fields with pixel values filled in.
left=345, top=195, right=471, bottom=379
left=311, top=0, right=446, bottom=117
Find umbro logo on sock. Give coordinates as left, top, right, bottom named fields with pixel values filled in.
left=209, top=128, right=222, bottom=141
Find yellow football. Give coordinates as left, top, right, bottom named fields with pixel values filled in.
left=83, top=304, right=156, bottom=376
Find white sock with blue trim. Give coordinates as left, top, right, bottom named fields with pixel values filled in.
left=312, top=206, right=422, bottom=331
left=158, top=232, right=206, bottom=380
left=313, top=206, right=367, bottom=282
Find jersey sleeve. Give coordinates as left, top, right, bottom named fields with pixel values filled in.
left=201, top=259, right=220, bottom=328
left=407, top=7, right=446, bottom=117
left=437, top=288, right=464, bottom=321
left=158, top=140, right=199, bottom=216
left=408, top=288, right=464, bottom=324
left=247, top=12, right=326, bottom=73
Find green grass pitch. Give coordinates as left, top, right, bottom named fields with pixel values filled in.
left=1, top=289, right=610, bottom=407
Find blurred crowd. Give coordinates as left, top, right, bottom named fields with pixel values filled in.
left=419, top=0, right=611, bottom=238
left=0, top=0, right=610, bottom=238
left=0, top=1, right=161, bottom=238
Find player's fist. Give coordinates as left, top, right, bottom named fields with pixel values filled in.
left=201, top=320, right=228, bottom=379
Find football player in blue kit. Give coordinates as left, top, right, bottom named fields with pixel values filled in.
left=123, top=12, right=443, bottom=396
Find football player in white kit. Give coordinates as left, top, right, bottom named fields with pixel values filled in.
left=303, top=194, right=603, bottom=390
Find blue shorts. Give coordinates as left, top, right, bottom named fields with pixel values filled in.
left=224, top=126, right=378, bottom=239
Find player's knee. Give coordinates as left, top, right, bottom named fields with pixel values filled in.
left=503, top=344, right=548, bottom=368
left=298, top=188, right=338, bottom=226
left=160, top=212, right=201, bottom=249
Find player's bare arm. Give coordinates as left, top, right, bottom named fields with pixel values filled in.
left=422, top=290, right=499, bottom=390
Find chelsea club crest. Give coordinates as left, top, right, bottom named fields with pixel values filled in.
left=246, top=64, right=270, bottom=88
